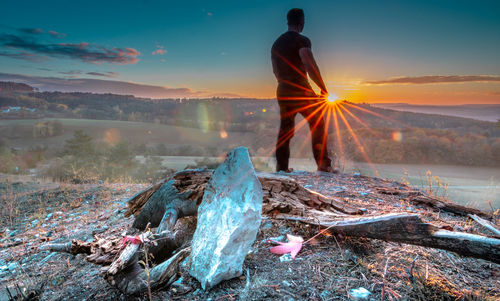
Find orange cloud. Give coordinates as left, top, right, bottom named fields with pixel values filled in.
left=152, top=49, right=167, bottom=55
left=365, top=75, right=500, bottom=85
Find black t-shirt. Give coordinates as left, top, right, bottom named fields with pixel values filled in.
left=271, top=31, right=312, bottom=95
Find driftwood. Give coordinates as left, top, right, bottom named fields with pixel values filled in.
left=105, top=247, right=190, bottom=295
left=102, top=216, right=196, bottom=294
left=274, top=213, right=500, bottom=264
left=126, top=169, right=362, bottom=232
left=40, top=216, right=196, bottom=295
left=375, top=186, right=493, bottom=219
left=408, top=194, right=493, bottom=219
left=258, top=172, right=362, bottom=215
left=468, top=214, right=500, bottom=237
left=39, top=236, right=123, bottom=266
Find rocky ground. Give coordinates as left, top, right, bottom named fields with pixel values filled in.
left=0, top=171, right=498, bottom=300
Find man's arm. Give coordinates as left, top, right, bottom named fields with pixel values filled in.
left=272, top=55, right=279, bottom=78
left=299, top=47, right=328, bottom=96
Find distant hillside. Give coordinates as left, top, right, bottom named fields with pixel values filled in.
left=372, top=103, right=500, bottom=122
left=0, top=81, right=34, bottom=93
left=1, top=89, right=497, bottom=133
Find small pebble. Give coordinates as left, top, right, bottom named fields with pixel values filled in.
left=350, top=287, right=371, bottom=299
left=280, top=254, right=293, bottom=262
left=282, top=280, right=292, bottom=287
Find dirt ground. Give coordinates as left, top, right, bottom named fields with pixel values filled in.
left=0, top=171, right=498, bottom=300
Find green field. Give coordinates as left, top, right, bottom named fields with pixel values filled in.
left=0, top=118, right=259, bottom=150
left=2, top=118, right=498, bottom=211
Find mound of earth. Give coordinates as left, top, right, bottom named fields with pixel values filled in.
left=0, top=171, right=498, bottom=300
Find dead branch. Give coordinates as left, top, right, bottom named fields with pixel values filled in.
left=38, top=240, right=91, bottom=255
left=258, top=172, right=363, bottom=215
left=127, top=170, right=362, bottom=232
left=106, top=232, right=151, bottom=275
left=468, top=214, right=500, bottom=237
left=105, top=247, right=190, bottom=295
left=274, top=213, right=500, bottom=264
left=408, top=194, right=492, bottom=219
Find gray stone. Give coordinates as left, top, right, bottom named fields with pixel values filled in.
left=189, top=147, right=263, bottom=290
left=45, top=212, right=53, bottom=221
left=7, top=262, right=18, bottom=272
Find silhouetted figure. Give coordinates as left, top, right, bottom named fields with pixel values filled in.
left=271, top=8, right=333, bottom=172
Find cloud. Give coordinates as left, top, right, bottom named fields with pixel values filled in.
left=0, top=50, right=48, bottom=62
left=48, top=30, right=66, bottom=38
left=0, top=72, right=243, bottom=99
left=365, top=75, right=500, bottom=85
left=152, top=49, right=167, bottom=55
left=18, top=28, right=44, bottom=35
left=0, top=33, right=140, bottom=64
left=152, top=44, right=167, bottom=55
left=86, top=71, right=119, bottom=78
left=59, top=70, right=82, bottom=75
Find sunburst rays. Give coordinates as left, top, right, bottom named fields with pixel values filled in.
left=270, top=50, right=405, bottom=171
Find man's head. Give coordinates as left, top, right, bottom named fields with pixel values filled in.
left=287, top=8, right=304, bottom=32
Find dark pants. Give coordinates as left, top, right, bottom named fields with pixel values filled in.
left=275, top=91, right=332, bottom=171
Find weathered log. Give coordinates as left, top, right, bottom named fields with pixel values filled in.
left=149, top=216, right=197, bottom=263
left=37, top=216, right=195, bottom=295
left=127, top=170, right=362, bottom=231
left=124, top=179, right=168, bottom=218
left=408, top=194, right=492, bottom=219
left=274, top=213, right=500, bottom=264
left=130, top=169, right=211, bottom=230
left=38, top=242, right=73, bottom=253
left=39, top=239, right=91, bottom=255
left=257, top=172, right=363, bottom=215
left=108, top=215, right=196, bottom=276
left=105, top=247, right=190, bottom=295
left=375, top=187, right=419, bottom=195
left=107, top=232, right=151, bottom=275
left=39, top=237, right=122, bottom=266
left=468, top=214, right=500, bottom=237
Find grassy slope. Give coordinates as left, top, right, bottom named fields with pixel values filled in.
left=0, top=118, right=259, bottom=150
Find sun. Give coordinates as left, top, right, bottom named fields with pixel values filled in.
left=325, top=93, right=340, bottom=105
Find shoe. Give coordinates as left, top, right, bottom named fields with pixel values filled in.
left=276, top=168, right=294, bottom=173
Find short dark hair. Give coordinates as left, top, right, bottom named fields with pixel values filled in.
left=287, top=8, right=304, bottom=26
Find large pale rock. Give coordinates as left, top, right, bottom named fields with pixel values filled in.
left=189, top=147, right=263, bottom=290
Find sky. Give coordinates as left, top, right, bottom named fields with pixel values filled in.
left=1, top=0, right=500, bottom=104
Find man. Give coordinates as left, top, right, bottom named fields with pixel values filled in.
left=271, top=8, right=333, bottom=172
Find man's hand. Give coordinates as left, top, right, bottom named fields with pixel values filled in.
left=299, top=47, right=328, bottom=96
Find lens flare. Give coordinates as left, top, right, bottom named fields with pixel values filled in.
left=220, top=129, right=228, bottom=139
left=197, top=103, right=210, bottom=133
left=392, top=131, right=403, bottom=142
left=104, top=128, right=121, bottom=145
